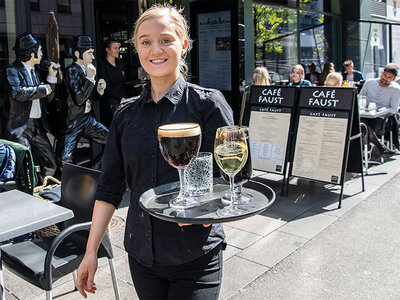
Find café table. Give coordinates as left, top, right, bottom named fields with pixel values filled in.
left=359, top=108, right=390, bottom=118
left=0, top=189, right=74, bottom=300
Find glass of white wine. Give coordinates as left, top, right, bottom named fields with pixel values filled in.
left=214, top=126, right=249, bottom=217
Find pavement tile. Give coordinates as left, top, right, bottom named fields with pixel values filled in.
left=222, top=244, right=241, bottom=261
left=225, top=227, right=262, bottom=249
left=220, top=256, right=269, bottom=300
left=29, top=268, right=137, bottom=300
left=237, top=231, right=308, bottom=268
left=3, top=267, right=71, bottom=300
left=100, top=254, right=133, bottom=286
left=310, top=196, right=365, bottom=218
left=278, top=210, right=338, bottom=239
left=226, top=214, right=286, bottom=236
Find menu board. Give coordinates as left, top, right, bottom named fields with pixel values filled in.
left=197, top=10, right=231, bottom=91
left=291, top=87, right=355, bottom=184
left=249, top=108, right=292, bottom=173
left=292, top=110, right=348, bottom=183
left=248, top=86, right=297, bottom=174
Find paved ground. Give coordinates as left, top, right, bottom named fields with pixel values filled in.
left=3, top=153, right=400, bottom=300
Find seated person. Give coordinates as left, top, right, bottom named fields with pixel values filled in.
left=359, top=63, right=400, bottom=157
left=253, top=66, right=270, bottom=85
left=324, top=72, right=343, bottom=87
left=305, top=62, right=320, bottom=85
left=288, top=64, right=312, bottom=86
left=318, top=62, right=335, bottom=86
left=342, top=60, right=364, bottom=83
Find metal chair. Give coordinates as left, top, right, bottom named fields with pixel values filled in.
left=0, top=163, right=120, bottom=300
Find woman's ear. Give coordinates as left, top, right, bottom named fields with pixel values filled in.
left=181, top=39, right=188, bottom=55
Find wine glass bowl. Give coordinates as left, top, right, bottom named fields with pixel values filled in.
left=214, top=126, right=249, bottom=217
left=158, top=123, right=202, bottom=209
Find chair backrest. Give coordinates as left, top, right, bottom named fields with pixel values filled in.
left=60, top=163, right=100, bottom=228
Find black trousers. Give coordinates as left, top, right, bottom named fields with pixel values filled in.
left=16, top=118, right=57, bottom=181
left=58, top=114, right=109, bottom=163
left=128, top=245, right=223, bottom=300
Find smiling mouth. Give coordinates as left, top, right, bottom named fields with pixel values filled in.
left=150, top=59, right=167, bottom=64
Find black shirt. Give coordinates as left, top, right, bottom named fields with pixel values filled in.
left=96, top=75, right=234, bottom=267
left=97, top=58, right=131, bottom=107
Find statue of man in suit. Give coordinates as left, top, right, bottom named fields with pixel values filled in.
left=58, top=35, right=108, bottom=164
left=2, top=33, right=59, bottom=181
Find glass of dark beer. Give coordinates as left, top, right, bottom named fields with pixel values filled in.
left=220, top=126, right=253, bottom=204
left=158, top=123, right=202, bottom=209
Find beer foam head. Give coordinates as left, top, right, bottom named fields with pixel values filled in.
left=158, top=123, right=201, bottom=138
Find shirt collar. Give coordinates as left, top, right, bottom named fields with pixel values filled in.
left=74, top=62, right=86, bottom=75
left=140, top=75, right=186, bottom=105
left=22, top=61, right=34, bottom=73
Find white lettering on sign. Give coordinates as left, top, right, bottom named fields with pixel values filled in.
left=308, top=90, right=339, bottom=107
left=308, top=98, right=339, bottom=107
left=312, top=90, right=336, bottom=98
left=322, top=113, right=336, bottom=117
left=258, top=88, right=284, bottom=104
left=258, top=96, right=284, bottom=104
left=262, top=88, right=282, bottom=96
left=310, top=112, right=321, bottom=116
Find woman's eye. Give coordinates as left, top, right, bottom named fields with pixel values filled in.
left=161, top=38, right=171, bottom=44
left=141, top=40, right=151, bottom=46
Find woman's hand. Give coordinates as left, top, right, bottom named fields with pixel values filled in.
left=178, top=223, right=210, bottom=227
left=76, top=252, right=98, bottom=298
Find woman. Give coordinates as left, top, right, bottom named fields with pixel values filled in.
left=324, top=72, right=343, bottom=87
left=76, top=4, right=233, bottom=299
left=98, top=39, right=133, bottom=126
left=288, top=64, right=312, bottom=86
left=253, top=66, right=270, bottom=85
left=318, top=62, right=335, bottom=86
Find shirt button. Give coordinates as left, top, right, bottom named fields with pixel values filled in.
left=150, top=177, right=155, bottom=183
left=151, top=153, right=155, bottom=158
left=154, top=128, right=157, bottom=133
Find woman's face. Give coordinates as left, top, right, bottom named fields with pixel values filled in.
left=106, top=42, right=120, bottom=59
left=291, top=68, right=301, bottom=82
left=136, top=17, right=188, bottom=81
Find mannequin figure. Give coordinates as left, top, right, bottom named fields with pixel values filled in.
left=2, top=33, right=59, bottom=181
left=58, top=35, right=109, bottom=164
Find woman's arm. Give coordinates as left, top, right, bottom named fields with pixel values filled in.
left=76, top=200, right=116, bottom=298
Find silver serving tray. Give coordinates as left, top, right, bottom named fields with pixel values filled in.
left=139, top=178, right=276, bottom=224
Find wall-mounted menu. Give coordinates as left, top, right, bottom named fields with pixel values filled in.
left=248, top=86, right=296, bottom=174
left=291, top=87, right=355, bottom=184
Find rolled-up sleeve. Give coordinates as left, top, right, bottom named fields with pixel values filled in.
left=95, top=116, right=126, bottom=208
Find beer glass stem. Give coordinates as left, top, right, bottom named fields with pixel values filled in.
left=177, top=167, right=186, bottom=198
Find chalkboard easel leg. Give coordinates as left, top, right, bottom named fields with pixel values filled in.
left=338, top=183, right=344, bottom=209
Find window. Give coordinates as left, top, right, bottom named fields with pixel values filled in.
left=30, top=0, right=40, bottom=11
left=57, top=0, right=71, bottom=13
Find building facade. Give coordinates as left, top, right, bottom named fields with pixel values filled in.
left=0, top=0, right=399, bottom=123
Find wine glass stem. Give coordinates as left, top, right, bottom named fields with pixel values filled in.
left=234, top=183, right=243, bottom=202
left=177, top=167, right=186, bottom=198
left=229, top=174, right=237, bottom=205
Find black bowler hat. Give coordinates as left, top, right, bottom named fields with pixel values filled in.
left=12, top=33, right=41, bottom=52
left=74, top=35, right=95, bottom=49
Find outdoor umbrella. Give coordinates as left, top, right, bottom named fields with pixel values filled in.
left=46, top=11, right=62, bottom=81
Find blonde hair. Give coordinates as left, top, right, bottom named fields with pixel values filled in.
left=324, top=72, right=343, bottom=87
left=253, top=67, right=270, bottom=85
left=132, top=4, right=192, bottom=78
left=291, top=64, right=306, bottom=78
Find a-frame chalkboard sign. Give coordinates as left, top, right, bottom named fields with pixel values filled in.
left=242, top=85, right=298, bottom=195
left=287, top=86, right=365, bottom=208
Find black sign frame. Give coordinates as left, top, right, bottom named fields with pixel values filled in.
left=242, top=85, right=299, bottom=196
left=287, top=86, right=364, bottom=208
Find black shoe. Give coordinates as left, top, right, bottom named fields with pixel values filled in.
left=382, top=147, right=397, bottom=155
